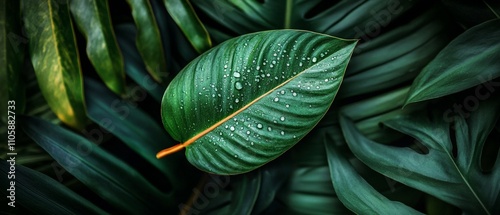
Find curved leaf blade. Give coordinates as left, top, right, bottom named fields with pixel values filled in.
left=126, top=0, right=167, bottom=82
left=0, top=161, right=106, bottom=215
left=324, top=137, right=423, bottom=215
left=22, top=0, right=86, bottom=129
left=163, top=0, right=212, bottom=53
left=69, top=0, right=126, bottom=96
left=340, top=95, right=500, bottom=214
left=406, top=19, right=500, bottom=105
left=22, top=116, right=173, bottom=213
left=158, top=30, right=357, bottom=174
left=84, top=78, right=187, bottom=193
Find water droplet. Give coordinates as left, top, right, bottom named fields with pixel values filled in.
left=235, top=82, right=243, bottom=90
left=235, top=98, right=239, bottom=103
left=256, top=66, right=260, bottom=70
left=230, top=126, right=235, bottom=131
left=233, top=72, right=241, bottom=78
left=280, top=90, right=285, bottom=94
left=274, top=97, right=279, bottom=102
left=234, top=154, right=238, bottom=158
left=246, top=131, right=251, bottom=135
left=292, top=92, right=297, bottom=97
left=299, top=62, right=303, bottom=67
left=257, top=123, right=263, bottom=129
left=280, top=131, right=285, bottom=135
left=267, top=127, right=272, bottom=131
left=251, top=142, right=254, bottom=146
left=272, top=60, right=276, bottom=64
left=312, top=57, right=317, bottom=63
left=224, top=64, right=228, bottom=69
left=285, top=104, right=290, bottom=108
left=325, top=79, right=329, bottom=82
left=280, top=116, right=285, bottom=121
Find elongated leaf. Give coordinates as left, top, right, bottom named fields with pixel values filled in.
left=22, top=116, right=173, bottom=213
left=191, top=0, right=417, bottom=42
left=126, top=0, right=167, bottom=82
left=163, top=0, right=212, bottom=53
left=157, top=30, right=357, bottom=174
left=0, top=161, right=106, bottom=214
left=0, top=0, right=25, bottom=132
left=22, top=0, right=86, bottom=129
left=69, top=0, right=126, bottom=96
left=406, top=19, right=500, bottom=105
left=325, top=137, right=423, bottom=215
left=340, top=96, right=500, bottom=214
left=84, top=78, right=187, bottom=193
left=115, top=24, right=166, bottom=102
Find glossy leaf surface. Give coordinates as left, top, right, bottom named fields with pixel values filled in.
left=406, top=19, right=500, bottom=104
left=163, top=0, right=212, bottom=53
left=340, top=96, right=500, bottom=214
left=159, top=30, right=357, bottom=174
left=22, top=0, right=86, bottom=129
left=126, top=0, right=167, bottom=82
left=69, top=0, right=126, bottom=96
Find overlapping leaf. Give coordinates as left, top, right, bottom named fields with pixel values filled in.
left=159, top=30, right=357, bottom=174
left=325, top=136, right=423, bottom=215
left=22, top=0, right=86, bottom=129
left=190, top=0, right=417, bottom=42
left=126, top=0, right=167, bottom=82
left=22, top=116, right=174, bottom=213
left=406, top=19, right=500, bottom=105
left=162, top=0, right=212, bottom=53
left=69, top=0, right=126, bottom=96
left=340, top=96, right=500, bottom=214
left=0, top=161, right=106, bottom=214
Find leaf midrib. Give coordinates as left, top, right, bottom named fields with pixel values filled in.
left=284, top=0, right=293, bottom=28
left=443, top=144, right=490, bottom=214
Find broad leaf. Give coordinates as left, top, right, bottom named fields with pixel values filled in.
left=69, top=0, right=126, bottom=96
left=157, top=30, right=357, bottom=174
left=406, top=19, right=500, bottom=105
left=340, top=97, right=500, bottom=214
left=163, top=0, right=212, bottom=53
left=22, top=0, right=86, bottom=129
left=190, top=0, right=417, bottom=42
left=0, top=0, right=25, bottom=132
left=0, top=161, right=106, bottom=214
left=22, top=116, right=174, bottom=213
left=126, top=0, right=167, bottom=82
left=324, top=136, right=423, bottom=215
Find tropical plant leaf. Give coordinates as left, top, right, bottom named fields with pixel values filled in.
left=190, top=0, right=417, bottom=42
left=324, top=135, right=423, bottom=215
left=163, top=0, right=212, bottom=53
left=277, top=166, right=351, bottom=215
left=69, top=0, right=126, bottom=96
left=340, top=96, right=500, bottom=214
left=157, top=30, right=357, bottom=174
left=0, top=161, right=106, bottom=214
left=0, top=0, right=26, bottom=134
left=21, top=116, right=174, bottom=213
left=405, top=19, right=500, bottom=105
left=126, top=0, right=167, bottom=82
left=21, top=0, right=86, bottom=129
left=114, top=24, right=166, bottom=102
left=84, top=78, right=187, bottom=193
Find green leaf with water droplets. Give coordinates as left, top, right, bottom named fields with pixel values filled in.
left=158, top=30, right=357, bottom=175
